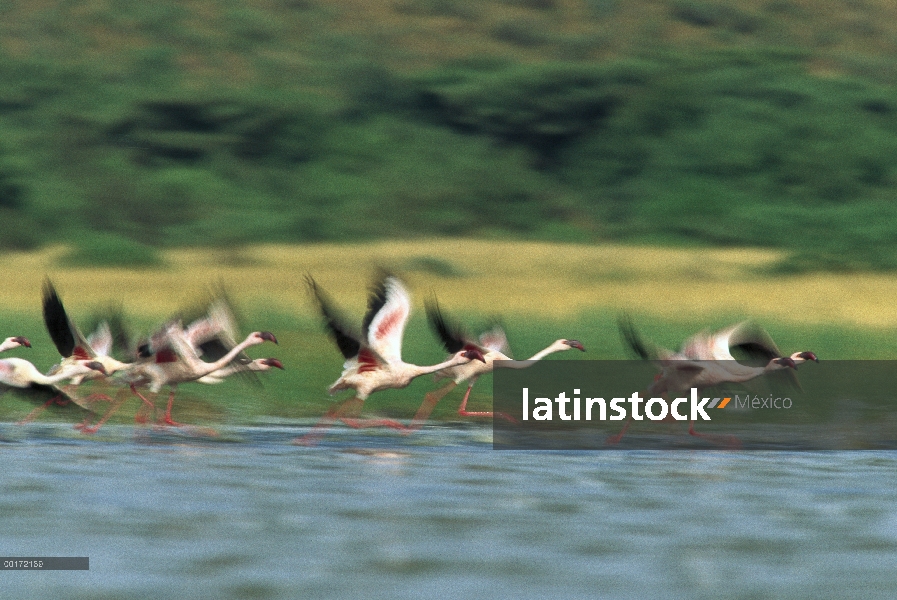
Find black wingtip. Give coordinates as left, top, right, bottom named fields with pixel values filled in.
left=617, top=315, right=651, bottom=360
left=42, top=279, right=77, bottom=358
left=306, top=275, right=361, bottom=360
left=425, top=296, right=466, bottom=354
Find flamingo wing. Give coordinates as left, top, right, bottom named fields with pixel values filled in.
left=720, top=321, right=802, bottom=390
left=479, top=325, right=510, bottom=356
left=718, top=322, right=783, bottom=364
left=363, top=275, right=411, bottom=365
left=185, top=298, right=238, bottom=351
left=426, top=297, right=471, bottom=354
left=618, top=315, right=675, bottom=361
left=42, top=281, right=95, bottom=360
left=307, top=275, right=362, bottom=360
left=86, top=322, right=114, bottom=357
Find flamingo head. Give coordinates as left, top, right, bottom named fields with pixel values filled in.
left=462, top=348, right=487, bottom=363
left=4, top=335, right=31, bottom=348
left=563, top=339, right=585, bottom=352
left=84, top=361, right=108, bottom=375
left=253, top=331, right=278, bottom=345
left=796, top=351, right=818, bottom=363
left=261, top=358, right=284, bottom=370
left=773, top=357, right=797, bottom=369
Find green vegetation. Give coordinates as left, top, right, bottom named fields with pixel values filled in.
left=2, top=1, right=897, bottom=270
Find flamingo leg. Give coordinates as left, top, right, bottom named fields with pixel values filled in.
left=687, top=420, right=741, bottom=449
left=605, top=416, right=633, bottom=445
left=331, top=397, right=410, bottom=431
left=457, top=384, right=518, bottom=423
left=293, top=398, right=357, bottom=446
left=162, top=387, right=183, bottom=427
left=408, top=381, right=458, bottom=430
left=78, top=395, right=128, bottom=435
left=16, top=394, right=65, bottom=425
left=606, top=387, right=657, bottom=445
left=293, top=396, right=411, bottom=446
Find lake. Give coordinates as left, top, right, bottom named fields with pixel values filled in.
left=1, top=424, right=895, bottom=599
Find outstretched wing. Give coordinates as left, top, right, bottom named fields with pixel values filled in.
left=717, top=322, right=783, bottom=365
left=478, top=325, right=510, bottom=356
left=86, top=322, right=113, bottom=358
left=363, top=274, right=411, bottom=365
left=719, top=321, right=801, bottom=390
left=307, top=275, right=361, bottom=360
left=42, top=281, right=94, bottom=360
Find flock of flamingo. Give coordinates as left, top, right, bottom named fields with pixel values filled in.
left=0, top=273, right=817, bottom=444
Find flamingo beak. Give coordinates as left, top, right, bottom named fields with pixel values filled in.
left=565, top=340, right=585, bottom=352
left=775, top=357, right=797, bottom=369
left=13, top=336, right=31, bottom=348
left=85, top=361, right=108, bottom=375
left=259, top=332, right=278, bottom=344
left=798, top=351, right=819, bottom=363
left=262, top=358, right=285, bottom=370
left=463, top=349, right=487, bottom=363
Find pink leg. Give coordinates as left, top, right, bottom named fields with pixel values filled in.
left=78, top=396, right=128, bottom=435
left=333, top=397, right=410, bottom=431
left=458, top=385, right=518, bottom=423
left=293, top=397, right=410, bottom=445
left=293, top=399, right=352, bottom=446
left=607, top=387, right=654, bottom=445
left=162, top=388, right=183, bottom=427
left=605, top=416, right=633, bottom=445
left=128, top=384, right=157, bottom=424
left=408, top=382, right=458, bottom=431
left=688, top=420, right=741, bottom=449
left=16, top=394, right=64, bottom=425
left=339, top=416, right=411, bottom=430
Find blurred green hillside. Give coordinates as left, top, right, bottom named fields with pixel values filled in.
left=2, top=0, right=897, bottom=270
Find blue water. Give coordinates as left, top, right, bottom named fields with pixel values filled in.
left=1, top=424, right=895, bottom=599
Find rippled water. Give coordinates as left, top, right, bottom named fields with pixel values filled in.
left=1, top=424, right=896, bottom=599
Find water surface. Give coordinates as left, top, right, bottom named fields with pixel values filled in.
left=0, top=424, right=895, bottom=599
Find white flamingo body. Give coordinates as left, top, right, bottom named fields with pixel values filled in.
left=317, top=276, right=481, bottom=401
left=42, top=282, right=130, bottom=384
left=329, top=351, right=475, bottom=400
left=0, top=358, right=105, bottom=390
left=121, top=329, right=277, bottom=392
left=610, top=318, right=818, bottom=444
left=1, top=358, right=108, bottom=425
left=639, top=322, right=817, bottom=397
left=77, top=324, right=278, bottom=432
left=297, top=274, right=484, bottom=443
left=413, top=302, right=585, bottom=424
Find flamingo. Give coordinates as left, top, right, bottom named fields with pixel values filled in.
left=411, top=299, right=585, bottom=426
left=0, top=337, right=31, bottom=353
left=42, top=281, right=131, bottom=382
left=609, top=317, right=818, bottom=445
left=296, top=274, right=485, bottom=444
left=1, top=358, right=108, bottom=424
left=79, top=322, right=278, bottom=433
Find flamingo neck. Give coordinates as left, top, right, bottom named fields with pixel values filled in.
left=405, top=354, right=469, bottom=378
left=192, top=336, right=261, bottom=377
left=526, top=342, right=566, bottom=361
left=31, top=364, right=93, bottom=386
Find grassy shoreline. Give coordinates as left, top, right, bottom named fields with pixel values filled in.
left=0, top=240, right=893, bottom=426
